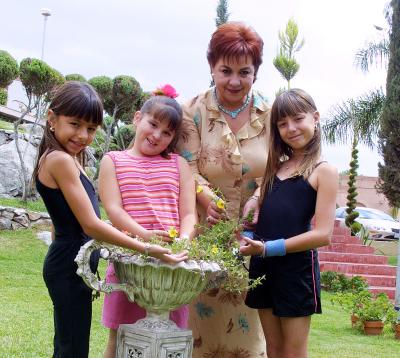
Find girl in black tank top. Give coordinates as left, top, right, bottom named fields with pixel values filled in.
left=33, top=82, right=187, bottom=358
left=239, top=89, right=338, bottom=358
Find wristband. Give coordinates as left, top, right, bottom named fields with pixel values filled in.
left=249, top=196, right=259, bottom=201
left=241, top=230, right=254, bottom=239
left=264, top=239, right=286, bottom=257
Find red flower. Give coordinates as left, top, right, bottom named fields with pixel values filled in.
left=152, top=84, right=178, bottom=98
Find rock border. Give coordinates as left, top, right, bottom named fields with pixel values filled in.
left=0, top=205, right=51, bottom=230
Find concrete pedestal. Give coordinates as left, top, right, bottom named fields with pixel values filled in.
left=116, top=313, right=193, bottom=358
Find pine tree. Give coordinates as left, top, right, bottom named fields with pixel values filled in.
left=215, top=0, right=229, bottom=27
left=378, top=0, right=400, bottom=208
left=273, top=18, right=305, bottom=90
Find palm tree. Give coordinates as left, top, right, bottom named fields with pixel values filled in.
left=355, top=3, right=391, bottom=73
left=322, top=89, right=385, bottom=234
left=322, top=89, right=385, bottom=150
left=322, top=3, right=390, bottom=232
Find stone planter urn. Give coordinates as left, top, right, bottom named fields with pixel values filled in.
left=75, top=240, right=225, bottom=358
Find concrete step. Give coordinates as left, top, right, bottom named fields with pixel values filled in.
left=369, top=286, right=395, bottom=300
left=332, top=226, right=351, bottom=235
left=321, top=243, right=375, bottom=254
left=319, top=262, right=397, bottom=276
left=345, top=273, right=396, bottom=287
left=330, top=235, right=361, bottom=244
left=318, top=252, right=388, bottom=265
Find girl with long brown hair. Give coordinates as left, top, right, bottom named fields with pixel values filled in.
left=34, top=81, right=187, bottom=357
left=240, top=89, right=338, bottom=358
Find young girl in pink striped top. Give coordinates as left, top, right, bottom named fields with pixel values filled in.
left=99, top=85, right=197, bottom=358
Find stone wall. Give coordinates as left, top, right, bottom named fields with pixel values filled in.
left=0, top=206, right=51, bottom=230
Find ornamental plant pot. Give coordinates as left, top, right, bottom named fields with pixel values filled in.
left=351, top=313, right=359, bottom=328
left=363, top=320, right=384, bottom=336
left=75, top=240, right=226, bottom=316
left=394, top=323, right=400, bottom=340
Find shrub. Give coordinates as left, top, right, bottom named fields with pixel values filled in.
left=65, top=73, right=86, bottom=82
left=0, top=50, right=19, bottom=88
left=0, top=87, right=7, bottom=105
left=321, top=271, right=367, bottom=293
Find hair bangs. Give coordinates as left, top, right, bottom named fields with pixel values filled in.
left=50, top=81, right=103, bottom=126
left=150, top=104, right=180, bottom=131
left=271, top=89, right=317, bottom=125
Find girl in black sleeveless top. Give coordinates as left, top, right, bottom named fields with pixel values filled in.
left=33, top=82, right=188, bottom=358
left=239, top=89, right=338, bottom=358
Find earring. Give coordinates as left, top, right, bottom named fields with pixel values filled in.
left=50, top=127, right=55, bottom=132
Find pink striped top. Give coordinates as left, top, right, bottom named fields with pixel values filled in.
left=106, top=150, right=180, bottom=232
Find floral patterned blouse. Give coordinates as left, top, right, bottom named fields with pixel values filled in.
left=177, top=87, right=270, bottom=357
left=177, top=87, right=270, bottom=219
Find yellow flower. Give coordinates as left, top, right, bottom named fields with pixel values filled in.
left=216, top=198, right=225, bottom=210
left=168, top=226, right=178, bottom=239
left=211, top=245, right=219, bottom=254
left=196, top=185, right=203, bottom=194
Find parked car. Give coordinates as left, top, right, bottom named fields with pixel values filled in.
left=335, top=207, right=400, bottom=241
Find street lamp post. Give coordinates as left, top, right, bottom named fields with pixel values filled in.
left=40, top=8, right=51, bottom=60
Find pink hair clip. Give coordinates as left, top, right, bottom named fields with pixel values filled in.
left=152, top=84, right=179, bottom=99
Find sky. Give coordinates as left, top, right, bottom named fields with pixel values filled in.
left=2, top=0, right=389, bottom=176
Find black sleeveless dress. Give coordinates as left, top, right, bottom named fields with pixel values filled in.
left=37, top=172, right=100, bottom=358
left=245, top=175, right=322, bottom=317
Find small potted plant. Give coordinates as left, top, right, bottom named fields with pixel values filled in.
left=331, top=289, right=371, bottom=328
left=386, top=304, right=400, bottom=339
left=358, top=293, right=392, bottom=335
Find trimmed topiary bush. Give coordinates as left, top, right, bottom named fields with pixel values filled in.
left=0, top=87, right=7, bottom=105
left=0, top=50, right=19, bottom=88
left=345, top=138, right=360, bottom=235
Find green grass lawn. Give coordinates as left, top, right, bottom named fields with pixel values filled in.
left=0, top=196, right=48, bottom=213
left=0, top=118, right=14, bottom=131
left=0, top=228, right=399, bottom=357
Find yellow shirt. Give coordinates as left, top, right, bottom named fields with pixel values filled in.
left=177, top=87, right=270, bottom=220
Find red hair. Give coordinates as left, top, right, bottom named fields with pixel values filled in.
left=207, top=22, right=264, bottom=76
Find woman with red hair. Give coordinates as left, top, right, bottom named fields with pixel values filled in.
left=177, top=22, right=269, bottom=357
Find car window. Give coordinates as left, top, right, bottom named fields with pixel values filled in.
left=356, top=209, right=395, bottom=221
left=335, top=208, right=345, bottom=218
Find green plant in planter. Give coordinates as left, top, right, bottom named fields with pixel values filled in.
left=331, top=289, right=372, bottom=317
left=122, top=218, right=264, bottom=294
left=358, top=293, right=392, bottom=322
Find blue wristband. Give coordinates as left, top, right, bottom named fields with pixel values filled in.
left=241, top=231, right=254, bottom=239
left=264, top=238, right=286, bottom=257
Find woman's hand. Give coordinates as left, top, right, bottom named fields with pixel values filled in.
left=242, top=196, right=259, bottom=229
left=141, top=229, right=172, bottom=242
left=206, top=200, right=226, bottom=225
left=239, top=236, right=264, bottom=256
left=148, top=244, right=189, bottom=263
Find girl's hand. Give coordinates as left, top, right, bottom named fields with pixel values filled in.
left=242, top=197, right=259, bottom=229
left=206, top=200, right=226, bottom=225
left=141, top=229, right=172, bottom=242
left=239, top=236, right=264, bottom=256
left=148, top=245, right=189, bottom=263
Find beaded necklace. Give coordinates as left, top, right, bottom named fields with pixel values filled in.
left=213, top=87, right=251, bottom=119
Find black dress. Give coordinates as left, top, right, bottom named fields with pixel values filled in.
left=245, top=175, right=322, bottom=317
left=37, top=172, right=100, bottom=358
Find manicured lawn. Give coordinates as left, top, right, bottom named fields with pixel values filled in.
left=0, top=196, right=48, bottom=213
left=0, top=118, right=13, bottom=130
left=0, top=228, right=399, bottom=357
